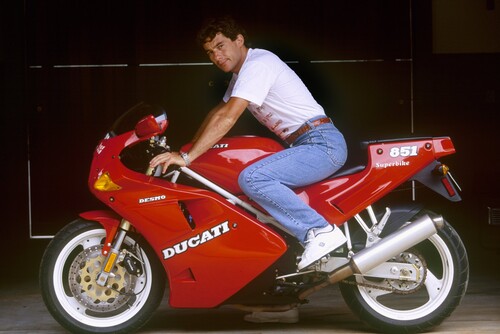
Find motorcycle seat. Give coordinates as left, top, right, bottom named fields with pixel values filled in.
left=330, top=164, right=366, bottom=178
left=328, top=140, right=369, bottom=178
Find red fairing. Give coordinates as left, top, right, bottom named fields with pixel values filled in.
left=88, top=132, right=287, bottom=308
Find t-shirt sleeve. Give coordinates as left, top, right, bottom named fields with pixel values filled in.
left=223, top=75, right=236, bottom=103
left=230, top=61, right=275, bottom=106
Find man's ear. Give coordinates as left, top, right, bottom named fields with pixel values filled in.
left=236, top=34, right=245, bottom=47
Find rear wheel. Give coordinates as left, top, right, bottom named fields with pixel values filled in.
left=40, top=219, right=166, bottom=334
left=339, top=218, right=468, bottom=334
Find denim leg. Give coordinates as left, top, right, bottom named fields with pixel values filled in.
left=238, top=123, right=347, bottom=243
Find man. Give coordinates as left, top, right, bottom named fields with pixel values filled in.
left=150, top=16, right=347, bottom=279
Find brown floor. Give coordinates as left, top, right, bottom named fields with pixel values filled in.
left=1, top=271, right=499, bottom=334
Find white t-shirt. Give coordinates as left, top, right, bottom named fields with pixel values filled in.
left=223, top=48, right=325, bottom=140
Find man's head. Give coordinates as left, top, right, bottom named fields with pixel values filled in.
left=196, top=16, right=247, bottom=47
left=197, top=16, right=249, bottom=74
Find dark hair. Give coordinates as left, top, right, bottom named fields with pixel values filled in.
left=196, top=16, right=247, bottom=46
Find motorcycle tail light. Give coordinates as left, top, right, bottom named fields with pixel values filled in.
left=94, top=172, right=122, bottom=191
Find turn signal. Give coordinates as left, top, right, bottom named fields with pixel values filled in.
left=94, top=172, right=121, bottom=191
left=434, top=164, right=449, bottom=176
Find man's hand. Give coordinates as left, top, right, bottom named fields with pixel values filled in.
left=149, top=151, right=185, bottom=174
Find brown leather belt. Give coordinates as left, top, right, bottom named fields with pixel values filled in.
left=284, top=117, right=332, bottom=145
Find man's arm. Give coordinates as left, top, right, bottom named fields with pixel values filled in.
left=150, top=97, right=249, bottom=173
left=191, top=100, right=226, bottom=142
left=187, top=97, right=248, bottom=161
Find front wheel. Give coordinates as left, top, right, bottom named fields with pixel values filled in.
left=40, top=219, right=166, bottom=334
left=339, top=218, right=469, bottom=334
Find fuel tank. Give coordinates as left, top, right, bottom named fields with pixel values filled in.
left=181, top=136, right=284, bottom=194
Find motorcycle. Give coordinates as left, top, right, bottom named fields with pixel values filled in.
left=40, top=102, right=468, bottom=333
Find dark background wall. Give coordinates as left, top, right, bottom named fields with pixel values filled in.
left=1, top=0, right=499, bottom=282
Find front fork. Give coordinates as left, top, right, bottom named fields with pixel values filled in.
left=96, top=219, right=131, bottom=287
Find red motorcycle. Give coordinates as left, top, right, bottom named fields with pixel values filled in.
left=40, top=103, right=468, bottom=333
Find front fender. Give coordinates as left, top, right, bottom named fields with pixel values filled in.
left=79, top=210, right=122, bottom=255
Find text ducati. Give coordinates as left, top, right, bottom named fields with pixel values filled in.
left=162, top=221, right=231, bottom=259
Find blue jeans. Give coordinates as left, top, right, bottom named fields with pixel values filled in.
left=238, top=116, right=348, bottom=243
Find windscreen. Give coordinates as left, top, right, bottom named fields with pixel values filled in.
left=109, top=102, right=168, bottom=137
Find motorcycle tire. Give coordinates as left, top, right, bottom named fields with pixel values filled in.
left=339, top=217, right=469, bottom=334
left=40, top=219, right=166, bottom=334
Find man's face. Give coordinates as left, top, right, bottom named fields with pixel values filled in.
left=203, top=32, right=245, bottom=73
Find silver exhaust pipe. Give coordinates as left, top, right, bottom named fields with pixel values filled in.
left=299, top=213, right=444, bottom=300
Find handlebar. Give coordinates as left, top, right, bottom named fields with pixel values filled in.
left=145, top=136, right=170, bottom=176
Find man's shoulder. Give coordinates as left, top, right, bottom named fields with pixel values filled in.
left=245, top=48, right=284, bottom=72
left=248, top=48, right=279, bottom=61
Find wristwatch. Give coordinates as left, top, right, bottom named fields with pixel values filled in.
left=180, top=151, right=191, bottom=166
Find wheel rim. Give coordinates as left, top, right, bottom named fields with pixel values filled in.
left=52, top=228, right=153, bottom=328
left=355, top=233, right=455, bottom=320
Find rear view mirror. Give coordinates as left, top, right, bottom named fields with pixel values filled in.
left=135, top=115, right=161, bottom=138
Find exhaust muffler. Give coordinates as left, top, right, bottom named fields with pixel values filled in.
left=299, top=213, right=444, bottom=300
